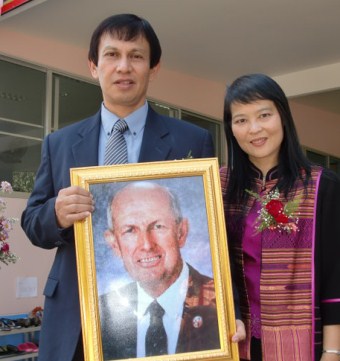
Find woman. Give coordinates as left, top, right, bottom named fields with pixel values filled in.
left=220, top=73, right=340, bottom=361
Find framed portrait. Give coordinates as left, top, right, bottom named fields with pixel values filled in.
left=71, top=158, right=239, bottom=361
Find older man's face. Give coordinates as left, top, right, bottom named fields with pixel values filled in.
left=106, top=186, right=188, bottom=296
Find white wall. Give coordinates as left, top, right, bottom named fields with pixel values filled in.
left=290, top=101, right=340, bottom=157
left=1, top=195, right=55, bottom=315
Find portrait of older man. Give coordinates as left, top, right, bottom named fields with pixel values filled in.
left=98, top=181, right=220, bottom=360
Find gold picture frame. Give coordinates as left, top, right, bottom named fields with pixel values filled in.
left=71, top=158, right=239, bottom=361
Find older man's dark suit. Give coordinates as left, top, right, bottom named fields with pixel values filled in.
left=21, top=106, right=214, bottom=361
left=99, top=264, right=220, bottom=360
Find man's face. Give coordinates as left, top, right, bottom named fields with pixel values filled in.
left=88, top=33, right=160, bottom=117
left=105, top=185, right=188, bottom=297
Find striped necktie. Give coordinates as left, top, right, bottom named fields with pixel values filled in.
left=104, top=119, right=128, bottom=165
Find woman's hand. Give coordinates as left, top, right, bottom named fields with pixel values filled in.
left=232, top=319, right=246, bottom=343
left=320, top=325, right=340, bottom=361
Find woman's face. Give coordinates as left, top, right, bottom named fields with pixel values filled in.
left=230, top=99, right=284, bottom=174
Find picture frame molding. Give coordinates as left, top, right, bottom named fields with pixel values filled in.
left=71, top=158, right=239, bottom=361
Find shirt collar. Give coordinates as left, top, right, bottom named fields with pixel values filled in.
left=158, top=263, right=189, bottom=319
left=101, top=101, right=148, bottom=136
left=137, top=263, right=189, bottom=319
left=249, top=162, right=279, bottom=181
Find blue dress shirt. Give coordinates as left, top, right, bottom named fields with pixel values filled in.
left=98, top=102, right=148, bottom=165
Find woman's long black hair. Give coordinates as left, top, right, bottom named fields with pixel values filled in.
left=224, top=73, right=311, bottom=204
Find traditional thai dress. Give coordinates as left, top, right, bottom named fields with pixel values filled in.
left=220, top=165, right=340, bottom=361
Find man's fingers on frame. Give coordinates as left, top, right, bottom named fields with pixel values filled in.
left=57, top=193, right=94, bottom=208
left=64, top=202, right=94, bottom=214
left=67, top=211, right=92, bottom=222
left=58, top=211, right=91, bottom=228
left=58, top=186, right=92, bottom=198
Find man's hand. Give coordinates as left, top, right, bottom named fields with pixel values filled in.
left=231, top=319, right=246, bottom=343
left=55, top=186, right=94, bottom=229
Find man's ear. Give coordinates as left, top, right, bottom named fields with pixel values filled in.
left=88, top=60, right=98, bottom=80
left=177, top=218, right=189, bottom=248
left=104, top=229, right=122, bottom=258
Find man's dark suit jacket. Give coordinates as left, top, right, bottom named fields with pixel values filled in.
left=99, top=264, right=220, bottom=360
left=21, top=106, right=214, bottom=361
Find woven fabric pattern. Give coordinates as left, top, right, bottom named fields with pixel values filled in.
left=220, top=166, right=322, bottom=361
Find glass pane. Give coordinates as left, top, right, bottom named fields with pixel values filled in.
left=181, top=110, right=220, bottom=159
left=0, top=119, right=43, bottom=139
left=0, top=58, right=46, bottom=127
left=306, top=150, right=327, bottom=167
left=0, top=134, right=42, bottom=192
left=0, top=58, right=45, bottom=189
left=53, top=74, right=102, bottom=130
left=330, top=156, right=340, bottom=176
left=149, top=101, right=179, bottom=118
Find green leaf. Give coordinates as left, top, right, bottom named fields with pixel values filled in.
left=245, top=188, right=261, bottom=200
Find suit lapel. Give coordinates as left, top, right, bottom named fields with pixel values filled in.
left=176, top=265, right=220, bottom=353
left=71, top=111, right=101, bottom=167
left=70, top=108, right=171, bottom=166
left=176, top=266, right=196, bottom=353
left=138, top=107, right=171, bottom=162
left=69, top=108, right=171, bottom=166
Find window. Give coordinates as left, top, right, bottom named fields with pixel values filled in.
left=4, top=56, right=340, bottom=193
left=305, top=149, right=340, bottom=176
left=52, top=74, right=102, bottom=131
left=0, top=58, right=45, bottom=192
left=305, top=150, right=328, bottom=168
left=330, top=156, right=340, bottom=175
left=149, top=101, right=222, bottom=160
left=180, top=110, right=221, bottom=160
left=148, top=101, right=179, bottom=118
left=0, top=58, right=103, bottom=192
left=0, top=57, right=223, bottom=192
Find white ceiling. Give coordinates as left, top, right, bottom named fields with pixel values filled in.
left=1, top=0, right=340, bottom=114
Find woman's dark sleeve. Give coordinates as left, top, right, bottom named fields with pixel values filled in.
left=316, top=169, right=340, bottom=324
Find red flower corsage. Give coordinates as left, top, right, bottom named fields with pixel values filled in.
left=246, top=188, right=300, bottom=233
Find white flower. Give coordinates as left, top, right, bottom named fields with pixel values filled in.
left=0, top=181, right=18, bottom=268
left=1, top=181, right=13, bottom=193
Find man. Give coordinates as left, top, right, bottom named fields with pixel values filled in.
left=100, top=181, right=219, bottom=360
left=20, top=13, right=215, bottom=361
